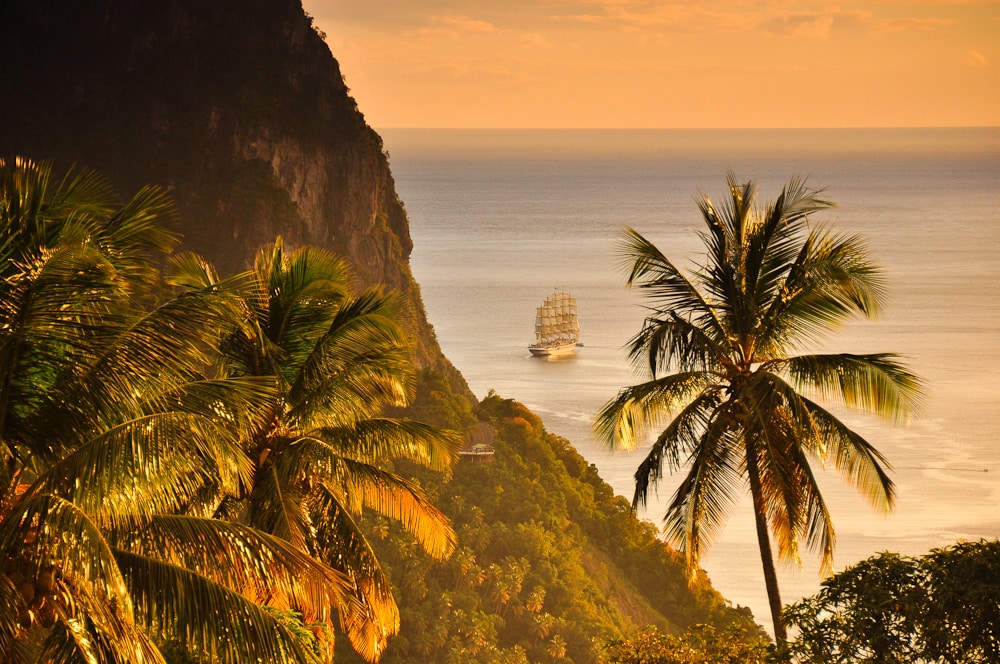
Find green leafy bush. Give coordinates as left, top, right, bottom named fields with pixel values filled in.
left=784, top=539, right=1000, bottom=663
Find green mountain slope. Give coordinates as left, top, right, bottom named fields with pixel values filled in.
left=343, top=385, right=763, bottom=663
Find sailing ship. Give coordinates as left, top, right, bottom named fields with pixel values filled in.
left=528, top=291, right=580, bottom=357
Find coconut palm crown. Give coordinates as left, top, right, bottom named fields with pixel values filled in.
left=209, top=238, right=461, bottom=662
left=0, top=157, right=343, bottom=664
left=595, top=175, right=923, bottom=644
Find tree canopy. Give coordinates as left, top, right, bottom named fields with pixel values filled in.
left=334, top=391, right=765, bottom=664
left=784, top=539, right=1000, bottom=663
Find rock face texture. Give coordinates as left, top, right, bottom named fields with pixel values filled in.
left=0, top=0, right=466, bottom=390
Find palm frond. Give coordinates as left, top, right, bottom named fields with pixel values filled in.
left=289, top=289, right=412, bottom=426
left=1, top=158, right=177, bottom=305
left=46, top=159, right=118, bottom=221
left=799, top=467, right=837, bottom=576
left=72, top=289, right=247, bottom=414
left=34, top=410, right=253, bottom=528
left=750, top=178, right=835, bottom=335
left=330, top=457, right=455, bottom=559
left=594, top=372, right=716, bottom=451
left=164, top=251, right=224, bottom=290
left=750, top=415, right=838, bottom=574
left=626, top=312, right=728, bottom=377
left=284, top=436, right=456, bottom=560
left=102, top=184, right=179, bottom=255
left=617, top=227, right=728, bottom=348
left=662, top=422, right=743, bottom=575
left=694, top=181, right=743, bottom=333
left=0, top=494, right=132, bottom=610
left=814, top=231, right=888, bottom=316
left=118, top=515, right=357, bottom=618
left=37, top=618, right=118, bottom=664
left=311, top=484, right=399, bottom=663
left=305, top=419, right=461, bottom=472
left=753, top=178, right=833, bottom=275
left=250, top=239, right=349, bottom=365
left=742, top=371, right=892, bottom=570
left=153, top=375, right=280, bottom=447
left=743, top=404, right=815, bottom=568
left=0, top=574, right=29, bottom=662
left=784, top=352, right=924, bottom=423
left=0, top=244, right=126, bottom=454
left=0, top=157, right=116, bottom=271
left=113, top=549, right=322, bottom=664
left=795, top=395, right=896, bottom=514
left=630, top=389, right=725, bottom=509
left=248, top=462, right=312, bottom=550
left=763, top=230, right=889, bottom=352
left=38, top=589, right=166, bottom=664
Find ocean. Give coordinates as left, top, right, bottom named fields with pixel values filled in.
left=379, top=128, right=1000, bottom=632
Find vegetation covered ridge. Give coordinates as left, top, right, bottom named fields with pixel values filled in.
left=337, top=387, right=765, bottom=663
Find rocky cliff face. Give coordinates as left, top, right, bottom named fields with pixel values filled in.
left=0, top=0, right=465, bottom=391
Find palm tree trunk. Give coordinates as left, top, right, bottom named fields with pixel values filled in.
left=746, top=446, right=788, bottom=646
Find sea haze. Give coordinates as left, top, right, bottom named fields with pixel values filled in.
left=381, top=127, right=1000, bottom=632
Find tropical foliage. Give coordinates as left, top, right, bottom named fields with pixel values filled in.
left=0, top=156, right=338, bottom=662
left=784, top=539, right=1000, bottom=663
left=604, top=623, right=769, bottom=664
left=0, top=157, right=459, bottom=663
left=595, top=175, right=923, bottom=643
left=203, top=239, right=461, bottom=661
left=335, top=390, right=764, bottom=664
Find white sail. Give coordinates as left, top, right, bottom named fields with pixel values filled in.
left=529, top=291, right=579, bottom=356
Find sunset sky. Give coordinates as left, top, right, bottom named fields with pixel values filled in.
left=305, top=0, right=998, bottom=128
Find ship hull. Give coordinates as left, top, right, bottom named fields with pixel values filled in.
left=528, top=341, right=577, bottom=357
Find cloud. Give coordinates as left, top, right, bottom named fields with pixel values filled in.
left=312, top=1, right=967, bottom=40
left=554, top=3, right=750, bottom=34
left=413, top=60, right=531, bottom=83
left=964, top=50, right=989, bottom=68
left=520, top=32, right=556, bottom=49
left=418, top=14, right=500, bottom=39
left=438, top=15, right=499, bottom=33
left=872, top=16, right=957, bottom=34
left=760, top=12, right=837, bottom=38
left=758, top=7, right=873, bottom=38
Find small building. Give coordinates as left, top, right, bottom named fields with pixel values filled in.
left=459, top=422, right=496, bottom=463
left=459, top=443, right=495, bottom=463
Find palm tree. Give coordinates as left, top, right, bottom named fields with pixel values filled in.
left=595, top=175, right=923, bottom=645
left=209, top=238, right=461, bottom=662
left=0, top=157, right=350, bottom=663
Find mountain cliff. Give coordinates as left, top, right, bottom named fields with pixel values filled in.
left=0, top=0, right=464, bottom=390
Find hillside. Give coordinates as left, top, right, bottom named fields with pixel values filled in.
left=355, top=387, right=763, bottom=663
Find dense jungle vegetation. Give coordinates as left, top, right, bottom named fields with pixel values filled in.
left=339, top=384, right=765, bottom=663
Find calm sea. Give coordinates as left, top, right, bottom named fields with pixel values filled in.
left=380, top=128, right=1000, bottom=632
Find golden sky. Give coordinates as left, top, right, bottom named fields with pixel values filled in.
left=305, top=1, right=999, bottom=128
